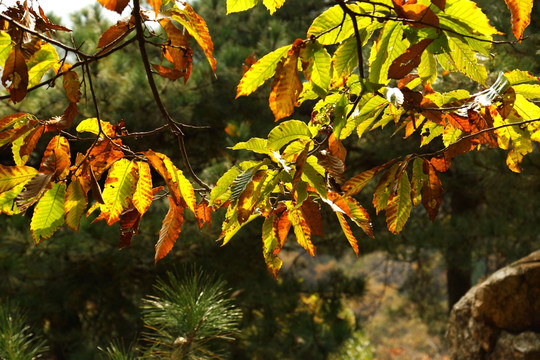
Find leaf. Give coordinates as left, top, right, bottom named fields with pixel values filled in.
left=133, top=161, right=153, bottom=215
left=97, top=16, right=135, bottom=49
left=98, top=159, right=137, bottom=225
left=342, top=164, right=385, bottom=197
left=262, top=215, right=283, bottom=279
left=369, top=22, right=406, bottom=85
left=76, top=118, right=116, bottom=137
left=119, top=207, right=142, bottom=249
left=0, top=164, right=38, bottom=193
left=15, top=173, right=53, bottom=214
left=513, top=84, right=540, bottom=100
left=230, top=167, right=255, bottom=201
left=30, top=182, right=66, bottom=243
left=227, top=0, right=258, bottom=14
left=155, top=196, right=184, bottom=263
left=171, top=3, right=216, bottom=72
left=144, top=150, right=183, bottom=205
left=210, top=166, right=241, bottom=207
left=12, top=126, right=44, bottom=166
left=158, top=18, right=193, bottom=83
left=372, top=163, right=400, bottom=214
left=436, top=34, right=487, bottom=85
left=289, top=208, right=315, bottom=256
left=336, top=212, right=359, bottom=256
left=269, top=40, right=304, bottom=121
left=0, top=31, right=12, bottom=68
left=504, top=70, right=539, bottom=85
left=291, top=143, right=310, bottom=198
left=2, top=46, right=28, bottom=103
left=26, top=43, right=58, bottom=88
left=64, top=178, right=87, bottom=232
left=63, top=70, right=81, bottom=103
left=332, top=37, right=358, bottom=87
left=146, top=0, right=162, bottom=17
left=0, top=183, right=24, bottom=215
left=231, top=138, right=270, bottom=154
left=236, top=45, right=290, bottom=97
left=237, top=170, right=267, bottom=224
left=421, top=161, right=443, bottom=221
left=386, top=171, right=412, bottom=234
left=219, top=205, right=258, bottom=245
left=439, top=0, right=499, bottom=37
left=317, top=150, right=345, bottom=185
left=300, top=41, right=331, bottom=96
left=267, top=120, right=313, bottom=151
left=411, top=157, right=428, bottom=207
left=195, top=199, right=212, bottom=229
left=262, top=0, right=286, bottom=14
left=389, top=39, right=433, bottom=79
left=307, top=5, right=356, bottom=45
left=152, top=64, right=185, bottom=81
left=39, top=135, right=71, bottom=178
left=97, top=0, right=129, bottom=13
left=302, top=157, right=327, bottom=199
left=392, top=0, right=439, bottom=28
left=418, top=52, right=437, bottom=85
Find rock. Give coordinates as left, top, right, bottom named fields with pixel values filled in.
left=447, top=250, right=540, bottom=359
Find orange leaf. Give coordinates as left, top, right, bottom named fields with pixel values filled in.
left=336, top=212, right=359, bottom=256
left=97, top=0, right=129, bottom=13
left=392, top=0, right=439, bottom=28
left=421, top=161, right=443, bottom=221
left=45, top=102, right=78, bottom=132
left=263, top=215, right=283, bottom=279
left=40, top=135, right=70, bottom=172
left=146, top=0, right=162, bottom=17
left=97, top=16, right=135, bottom=49
left=269, top=40, right=304, bottom=121
left=40, top=136, right=71, bottom=179
left=195, top=199, right=212, bottom=229
left=342, top=164, right=387, bottom=197
left=158, top=18, right=193, bottom=82
left=289, top=208, right=315, bottom=256
left=151, top=64, right=185, bottom=81
left=291, top=143, right=309, bottom=199
left=1, top=46, right=28, bottom=103
left=430, top=138, right=475, bottom=172
left=300, top=198, right=323, bottom=237
left=276, top=210, right=291, bottom=249
left=237, top=170, right=267, bottom=224
left=388, top=39, right=433, bottom=79
left=242, top=52, right=257, bottom=74
left=133, top=161, right=153, bottom=215
left=171, top=3, right=216, bottom=72
left=504, top=0, right=533, bottom=41
left=16, top=126, right=44, bottom=165
left=328, top=133, right=347, bottom=162
left=155, top=196, right=184, bottom=263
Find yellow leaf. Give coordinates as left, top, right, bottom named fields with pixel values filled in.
left=262, top=0, right=286, bottom=14
left=289, top=207, right=315, bottom=256
left=336, top=212, right=359, bottom=256
left=65, top=178, right=87, bottom=232
left=133, top=161, right=153, bottom=214
left=99, top=159, right=137, bottom=225
left=0, top=164, right=38, bottom=193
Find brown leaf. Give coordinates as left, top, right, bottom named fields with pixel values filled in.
left=431, top=0, right=446, bottom=11
left=1, top=46, right=28, bottom=103
left=16, top=126, right=44, bottom=164
left=430, top=137, right=475, bottom=172
left=237, top=170, right=267, bottom=224
left=291, top=143, right=310, bottom=199
left=300, top=198, right=323, bottom=237
left=155, top=196, right=184, bottom=263
left=45, top=102, right=78, bottom=132
left=421, top=161, right=443, bottom=221
left=336, top=212, right=359, bottom=256
left=158, top=18, right=193, bottom=83
left=97, top=0, right=130, bottom=14
left=276, top=210, right=291, bottom=249
left=119, top=207, right=142, bottom=249
left=15, top=172, right=53, bottom=214
left=39, top=135, right=71, bottom=179
left=63, top=70, right=81, bottom=103
left=389, top=39, right=433, bottom=79
left=289, top=208, right=315, bottom=256
left=151, top=64, right=185, bottom=81
left=317, top=150, right=345, bottom=185
left=269, top=39, right=304, bottom=121
left=242, top=52, right=257, bottom=74
left=89, top=165, right=105, bottom=204
left=328, top=133, right=347, bottom=162
left=97, top=17, right=135, bottom=50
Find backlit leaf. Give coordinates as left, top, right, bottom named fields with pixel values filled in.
left=389, top=39, right=433, bottom=80
left=15, top=173, right=53, bottom=214
left=219, top=205, right=258, bottom=245
left=504, top=0, right=532, bottom=40
left=133, top=161, right=153, bottom=215
left=267, top=120, right=313, bottom=151
left=436, top=34, right=487, bottom=85
left=411, top=158, right=427, bottom=207
left=231, top=138, right=270, bottom=154
left=439, top=0, right=499, bottom=37
left=289, top=208, right=315, bottom=256
left=63, top=70, right=81, bottom=103
left=269, top=40, right=303, bottom=121
left=342, top=165, right=385, bottom=197
left=76, top=118, right=116, bottom=137
left=26, top=43, right=58, bottom=88
left=171, top=3, right=216, bottom=72
left=2, top=46, right=28, bottom=103
left=155, top=196, right=183, bottom=263
left=332, top=37, right=358, bottom=87
left=386, top=171, right=412, bottom=234
left=158, top=18, right=193, bottom=83
left=97, top=0, right=129, bottom=13
left=0, top=183, right=24, bottom=215
left=336, top=212, right=359, bottom=256
left=369, top=22, right=406, bottom=85
left=119, top=207, right=142, bottom=249
left=98, top=16, right=135, bottom=49
left=30, top=182, right=66, bottom=243
left=0, top=164, right=38, bottom=193
left=373, top=163, right=400, bottom=214
left=99, top=159, right=137, bottom=225
left=65, top=178, right=87, bottom=232
left=513, top=84, right=540, bottom=100
left=301, top=41, right=331, bottom=96
left=226, top=0, right=258, bottom=14
left=39, top=135, right=71, bottom=177
left=0, top=32, right=11, bottom=67
left=302, top=156, right=327, bottom=199
left=146, top=0, right=162, bottom=17
left=144, top=150, right=182, bottom=205
left=12, top=126, right=44, bottom=166
left=421, top=162, right=443, bottom=221
left=210, top=166, right=241, bottom=207
left=307, top=5, right=355, bottom=45
left=195, top=199, right=212, bottom=229
left=262, top=0, right=285, bottom=14
left=236, top=45, right=289, bottom=97
left=262, top=215, right=283, bottom=279
left=300, top=198, right=323, bottom=237
left=237, top=170, right=267, bottom=224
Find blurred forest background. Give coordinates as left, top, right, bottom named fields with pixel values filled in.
left=0, top=0, right=539, bottom=358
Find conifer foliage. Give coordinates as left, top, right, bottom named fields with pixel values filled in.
left=0, top=0, right=537, bottom=276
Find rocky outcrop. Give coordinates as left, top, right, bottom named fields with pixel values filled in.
left=447, top=250, right=540, bottom=359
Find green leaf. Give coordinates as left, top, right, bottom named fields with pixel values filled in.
left=267, top=120, right=313, bottom=151
left=236, top=45, right=290, bottom=97
left=332, top=37, right=357, bottom=86
left=420, top=121, right=444, bottom=146
left=231, top=137, right=270, bottom=154
left=26, top=43, right=59, bottom=88
left=341, top=95, right=387, bottom=139
left=513, top=84, right=540, bottom=100
left=30, top=182, right=66, bottom=244
left=226, top=0, right=258, bottom=14
left=386, top=171, right=412, bottom=234
left=372, top=163, right=400, bottom=214
left=442, top=125, right=463, bottom=147
left=210, top=167, right=241, bottom=207
left=219, top=205, right=258, bottom=245
left=418, top=52, right=437, bottom=85
left=369, top=22, right=407, bottom=85
left=65, top=178, right=87, bottom=232
left=230, top=167, right=255, bottom=201
left=307, top=5, right=354, bottom=45
left=302, top=156, right=327, bottom=198
left=436, top=35, right=487, bottom=85
left=438, top=0, right=499, bottom=38
left=301, top=41, right=331, bottom=96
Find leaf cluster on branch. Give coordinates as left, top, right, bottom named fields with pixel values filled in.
left=0, top=0, right=537, bottom=277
